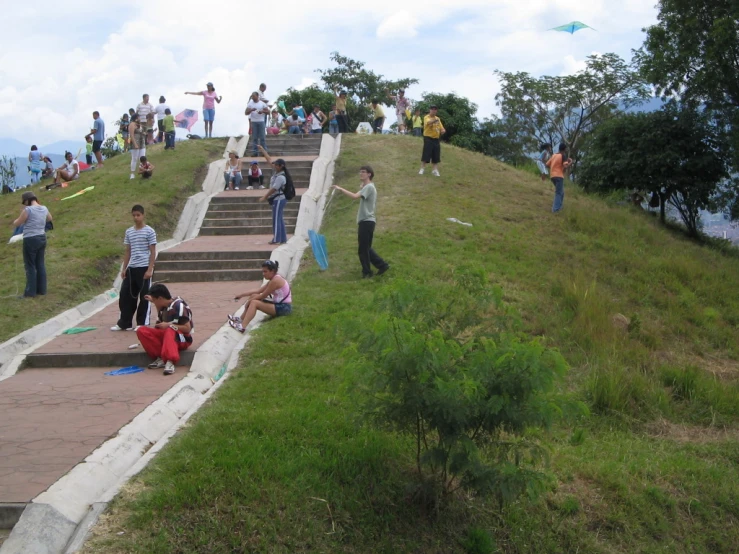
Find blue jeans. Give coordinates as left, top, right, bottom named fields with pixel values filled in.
left=288, top=126, right=301, bottom=134
left=224, top=171, right=243, bottom=189
left=271, top=197, right=287, bottom=243
left=311, top=129, right=322, bottom=134
left=23, top=234, right=47, bottom=297
left=551, top=177, right=565, bottom=212
left=329, top=122, right=338, bottom=134
left=251, top=120, right=266, bottom=155
left=165, top=131, right=175, bottom=149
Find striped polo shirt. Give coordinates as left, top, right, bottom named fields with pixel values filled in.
left=124, top=225, right=157, bottom=268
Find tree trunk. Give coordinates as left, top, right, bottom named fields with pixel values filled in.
left=659, top=193, right=667, bottom=223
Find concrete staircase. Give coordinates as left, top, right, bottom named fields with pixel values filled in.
left=237, top=159, right=312, bottom=189
left=244, top=134, right=322, bottom=157
left=154, top=249, right=273, bottom=283
left=199, top=195, right=302, bottom=236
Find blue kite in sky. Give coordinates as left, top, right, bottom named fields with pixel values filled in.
left=550, top=21, right=596, bottom=34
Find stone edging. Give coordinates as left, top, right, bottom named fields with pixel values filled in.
left=0, top=133, right=341, bottom=554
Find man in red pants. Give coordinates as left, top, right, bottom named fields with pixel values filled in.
left=135, top=284, right=193, bottom=375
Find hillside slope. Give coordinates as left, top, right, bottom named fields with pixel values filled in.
left=82, top=135, right=738, bottom=554
left=0, top=139, right=226, bottom=343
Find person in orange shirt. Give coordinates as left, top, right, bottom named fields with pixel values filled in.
left=545, top=142, right=572, bottom=213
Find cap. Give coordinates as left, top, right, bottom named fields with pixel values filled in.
left=21, top=191, right=37, bottom=204
left=250, top=161, right=258, bottom=165
left=206, top=82, right=214, bottom=87
left=339, top=90, right=347, bottom=96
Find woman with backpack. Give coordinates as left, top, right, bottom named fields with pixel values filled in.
left=257, top=145, right=295, bottom=245
left=227, top=259, right=292, bottom=333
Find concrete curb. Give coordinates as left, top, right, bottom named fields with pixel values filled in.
left=0, top=134, right=342, bottom=554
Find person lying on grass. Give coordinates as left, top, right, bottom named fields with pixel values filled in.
left=227, top=259, right=292, bottom=333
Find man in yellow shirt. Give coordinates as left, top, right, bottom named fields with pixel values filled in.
left=419, top=105, right=446, bottom=176
left=334, top=88, right=349, bottom=133
left=368, top=99, right=386, bottom=133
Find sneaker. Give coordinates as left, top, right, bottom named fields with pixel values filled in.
left=228, top=319, right=245, bottom=333
left=129, top=174, right=135, bottom=180
left=258, top=185, right=265, bottom=189
left=432, top=169, right=440, bottom=177
left=227, top=314, right=242, bottom=324
left=110, top=325, right=133, bottom=331
left=234, top=186, right=239, bottom=190
left=418, top=168, right=424, bottom=175
left=377, top=265, right=390, bottom=276
left=246, top=186, right=254, bottom=190
left=163, top=361, right=176, bottom=375
left=148, top=357, right=165, bottom=369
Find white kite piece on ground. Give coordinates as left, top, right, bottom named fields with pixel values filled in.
left=447, top=217, right=473, bottom=227
left=356, top=122, right=373, bottom=134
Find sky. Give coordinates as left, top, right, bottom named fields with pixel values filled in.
left=0, top=0, right=658, bottom=146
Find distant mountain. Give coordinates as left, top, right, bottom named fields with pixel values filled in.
left=623, top=96, right=668, bottom=114
left=0, top=138, right=30, bottom=158
left=40, top=140, right=86, bottom=157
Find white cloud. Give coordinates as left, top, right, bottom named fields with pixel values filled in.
left=0, top=0, right=658, bottom=146
left=377, top=11, right=420, bottom=39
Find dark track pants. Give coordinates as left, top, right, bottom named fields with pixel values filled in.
left=117, top=266, right=151, bottom=329
left=358, top=220, right=388, bottom=277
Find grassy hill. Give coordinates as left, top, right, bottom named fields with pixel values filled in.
left=75, top=134, right=738, bottom=553
left=0, top=139, right=226, bottom=343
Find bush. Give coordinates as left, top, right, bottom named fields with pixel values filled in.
left=359, top=269, right=584, bottom=510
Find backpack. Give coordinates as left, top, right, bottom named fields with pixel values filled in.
left=283, top=169, right=296, bottom=200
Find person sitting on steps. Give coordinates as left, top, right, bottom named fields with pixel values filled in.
left=136, top=284, right=194, bottom=376
left=224, top=150, right=242, bottom=190
left=246, top=161, right=264, bottom=189
left=228, top=259, right=292, bottom=333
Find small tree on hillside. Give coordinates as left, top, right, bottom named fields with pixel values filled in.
left=495, top=53, right=650, bottom=169
left=359, top=270, right=579, bottom=511
left=277, top=85, right=336, bottom=119
left=579, top=105, right=732, bottom=237
left=414, top=92, right=479, bottom=146
left=0, top=155, right=18, bottom=194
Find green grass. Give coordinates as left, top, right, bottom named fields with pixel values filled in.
left=79, top=135, right=739, bottom=553
left=0, top=139, right=226, bottom=343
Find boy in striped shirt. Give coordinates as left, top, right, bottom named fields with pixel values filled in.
left=111, top=205, right=157, bottom=331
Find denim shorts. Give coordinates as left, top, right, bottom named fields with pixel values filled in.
left=274, top=302, right=292, bottom=317
left=203, top=108, right=215, bottom=121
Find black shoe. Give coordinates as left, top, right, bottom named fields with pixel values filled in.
left=376, top=265, right=390, bottom=276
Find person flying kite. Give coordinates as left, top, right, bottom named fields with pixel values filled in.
left=550, top=21, right=596, bottom=34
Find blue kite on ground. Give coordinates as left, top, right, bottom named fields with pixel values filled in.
left=550, top=21, right=596, bottom=34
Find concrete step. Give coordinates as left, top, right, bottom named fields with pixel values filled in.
left=240, top=168, right=312, bottom=178
left=240, top=160, right=314, bottom=169
left=154, top=268, right=265, bottom=283
left=202, top=216, right=297, bottom=228
left=157, top=250, right=272, bottom=261
left=155, top=259, right=264, bottom=271
left=199, top=225, right=295, bottom=236
left=210, top=196, right=302, bottom=206
left=24, top=351, right=195, bottom=369
left=205, top=208, right=300, bottom=218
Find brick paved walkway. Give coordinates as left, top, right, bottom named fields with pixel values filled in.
left=0, top=368, right=187, bottom=502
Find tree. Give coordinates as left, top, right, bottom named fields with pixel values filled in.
left=414, top=92, right=478, bottom=146
left=495, top=53, right=650, bottom=168
left=637, top=0, right=739, bottom=166
left=578, top=105, right=732, bottom=237
left=0, top=155, right=18, bottom=194
left=316, top=52, right=418, bottom=126
left=277, top=85, right=336, bottom=118
left=360, top=271, right=579, bottom=511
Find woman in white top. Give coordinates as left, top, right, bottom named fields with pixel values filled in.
left=223, top=150, right=242, bottom=190
left=13, top=191, right=52, bottom=297
left=52, top=152, right=80, bottom=185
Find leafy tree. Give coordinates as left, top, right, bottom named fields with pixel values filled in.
left=316, top=52, right=418, bottom=126
left=415, top=92, right=478, bottom=146
left=359, top=269, right=580, bottom=511
left=637, top=0, right=739, bottom=166
left=578, top=105, right=732, bottom=237
left=0, top=155, right=18, bottom=194
left=277, top=85, right=336, bottom=118
left=494, top=53, right=650, bottom=168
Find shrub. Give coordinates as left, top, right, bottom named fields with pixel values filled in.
left=360, top=270, right=583, bottom=510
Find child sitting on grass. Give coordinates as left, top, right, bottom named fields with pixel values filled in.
left=138, top=156, right=154, bottom=179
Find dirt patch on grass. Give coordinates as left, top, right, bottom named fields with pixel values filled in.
left=645, top=418, right=739, bottom=444
left=688, top=354, right=739, bottom=381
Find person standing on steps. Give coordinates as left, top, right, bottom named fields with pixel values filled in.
left=185, top=82, right=222, bottom=138
left=258, top=83, right=270, bottom=124
left=154, top=96, right=169, bottom=143
left=419, top=105, right=445, bottom=177
left=328, top=105, right=339, bottom=135
left=333, top=165, right=390, bottom=279
left=227, top=259, right=292, bottom=333
left=136, top=94, right=156, bottom=135
left=334, top=88, right=349, bottom=133
left=128, top=114, right=146, bottom=180
left=13, top=191, right=52, bottom=298
left=111, top=205, right=156, bottom=331
left=246, top=91, right=270, bottom=157
left=136, top=284, right=193, bottom=376
left=85, top=111, right=105, bottom=167
left=310, top=105, right=327, bottom=134
left=257, top=145, right=291, bottom=245
left=546, top=142, right=572, bottom=213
